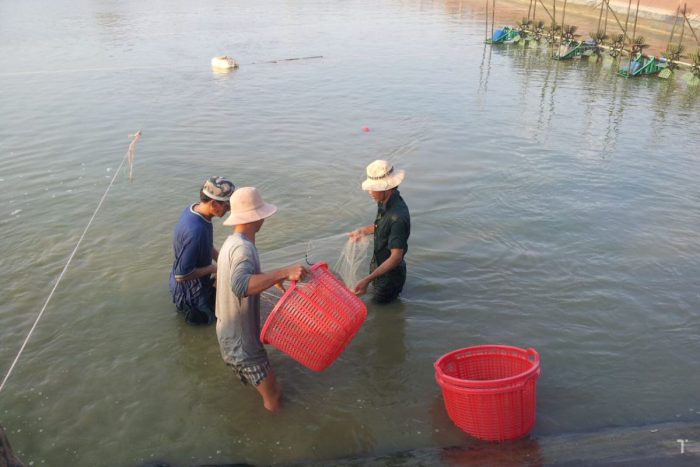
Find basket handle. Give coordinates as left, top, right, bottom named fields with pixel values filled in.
left=291, top=261, right=328, bottom=288
left=527, top=347, right=540, bottom=364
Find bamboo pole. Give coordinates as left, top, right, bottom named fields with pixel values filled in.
left=683, top=4, right=700, bottom=46
left=537, top=0, right=555, bottom=24
left=561, top=0, right=567, bottom=34
left=630, top=0, right=640, bottom=45
left=604, top=2, right=631, bottom=43
left=625, top=0, right=640, bottom=76
left=618, top=0, right=633, bottom=58
left=559, top=0, right=568, bottom=55
left=623, top=0, right=633, bottom=45
left=491, top=0, right=496, bottom=40
left=603, top=0, right=609, bottom=37
left=485, top=0, right=489, bottom=40
left=679, top=3, right=687, bottom=47
left=597, top=0, right=605, bottom=34
left=668, top=5, right=680, bottom=46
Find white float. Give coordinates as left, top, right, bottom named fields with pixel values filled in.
left=211, top=56, right=239, bottom=71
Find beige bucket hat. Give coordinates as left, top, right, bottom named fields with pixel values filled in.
left=223, top=187, right=278, bottom=226
left=361, top=160, right=405, bottom=192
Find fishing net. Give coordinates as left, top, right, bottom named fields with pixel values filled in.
left=331, top=234, right=372, bottom=289
left=259, top=233, right=372, bottom=313
left=126, top=130, right=141, bottom=181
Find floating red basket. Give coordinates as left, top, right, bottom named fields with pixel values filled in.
left=261, top=262, right=367, bottom=372
left=435, top=345, right=541, bottom=442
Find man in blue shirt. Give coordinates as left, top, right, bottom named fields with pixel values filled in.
left=170, top=176, right=235, bottom=325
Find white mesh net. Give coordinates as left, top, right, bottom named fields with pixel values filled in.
left=258, top=233, right=372, bottom=312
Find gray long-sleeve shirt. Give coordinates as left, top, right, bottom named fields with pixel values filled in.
left=215, top=233, right=268, bottom=366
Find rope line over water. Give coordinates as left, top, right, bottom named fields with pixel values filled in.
left=0, top=56, right=324, bottom=78
left=0, top=135, right=137, bottom=395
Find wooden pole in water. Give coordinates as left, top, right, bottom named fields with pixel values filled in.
left=559, top=0, right=568, bottom=57
left=668, top=5, right=680, bottom=46
left=553, top=0, right=557, bottom=39
left=625, top=0, right=640, bottom=76
left=604, top=2, right=631, bottom=43
left=683, top=3, right=700, bottom=46
left=679, top=3, right=687, bottom=48
left=491, top=0, right=496, bottom=40
left=485, top=0, right=489, bottom=40
left=623, top=0, right=633, bottom=46
left=527, top=0, right=533, bottom=23
left=603, top=0, right=609, bottom=37
left=560, top=0, right=567, bottom=37
left=596, top=0, right=605, bottom=35
left=533, top=0, right=537, bottom=24
left=630, top=0, right=640, bottom=47
left=537, top=0, right=555, bottom=24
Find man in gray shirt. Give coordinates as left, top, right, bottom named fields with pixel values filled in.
left=216, top=187, right=307, bottom=412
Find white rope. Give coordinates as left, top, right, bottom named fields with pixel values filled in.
left=0, top=56, right=324, bottom=78
left=0, top=144, right=132, bottom=394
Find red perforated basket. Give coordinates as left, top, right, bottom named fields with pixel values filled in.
left=261, top=262, right=367, bottom=372
left=434, top=345, right=541, bottom=442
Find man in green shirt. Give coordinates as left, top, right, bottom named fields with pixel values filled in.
left=350, top=160, right=410, bottom=304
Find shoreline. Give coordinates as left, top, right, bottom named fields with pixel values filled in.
left=302, top=420, right=700, bottom=466
left=461, top=0, right=700, bottom=55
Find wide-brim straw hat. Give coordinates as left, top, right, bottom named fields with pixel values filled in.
left=361, top=160, right=405, bottom=191
left=223, top=187, right=277, bottom=226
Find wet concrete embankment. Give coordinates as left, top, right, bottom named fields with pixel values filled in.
left=302, top=420, right=700, bottom=466
left=466, top=0, right=700, bottom=55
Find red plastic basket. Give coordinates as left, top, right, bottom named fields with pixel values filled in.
left=434, top=345, right=541, bottom=442
left=260, top=262, right=367, bottom=372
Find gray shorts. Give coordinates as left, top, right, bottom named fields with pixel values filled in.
left=229, top=360, right=271, bottom=387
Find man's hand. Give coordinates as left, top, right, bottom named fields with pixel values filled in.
left=349, top=229, right=364, bottom=242
left=349, top=225, right=374, bottom=242
left=354, top=277, right=371, bottom=296
left=285, top=265, right=308, bottom=282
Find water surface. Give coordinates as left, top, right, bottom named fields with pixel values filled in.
left=1, top=0, right=700, bottom=465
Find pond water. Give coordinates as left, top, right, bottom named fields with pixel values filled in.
left=1, top=0, right=699, bottom=465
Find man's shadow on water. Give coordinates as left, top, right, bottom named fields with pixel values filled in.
left=175, top=318, right=222, bottom=374
left=352, top=299, right=408, bottom=399
left=174, top=319, right=266, bottom=421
